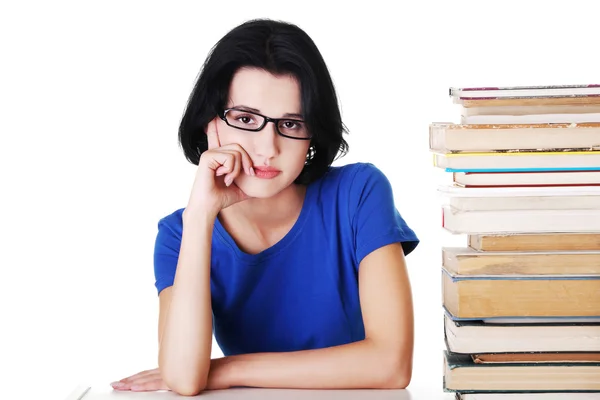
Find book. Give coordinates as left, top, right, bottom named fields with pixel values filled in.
left=444, top=313, right=600, bottom=354
left=442, top=247, right=600, bottom=276
left=453, top=171, right=600, bottom=188
left=443, top=350, right=600, bottom=392
left=462, top=113, right=600, bottom=124
left=429, top=122, right=600, bottom=153
left=471, top=352, right=600, bottom=364
left=468, top=233, right=600, bottom=252
left=442, top=269, right=600, bottom=319
left=441, top=206, right=600, bottom=234
left=450, top=84, right=600, bottom=101
left=456, top=392, right=600, bottom=399
left=450, top=84, right=600, bottom=125
left=451, top=88, right=600, bottom=109
left=460, top=103, right=600, bottom=118
left=433, top=150, right=600, bottom=172
left=439, top=185, right=600, bottom=211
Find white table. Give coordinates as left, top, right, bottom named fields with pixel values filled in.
left=65, top=384, right=457, bottom=399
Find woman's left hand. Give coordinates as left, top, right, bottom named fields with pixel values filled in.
left=111, top=358, right=234, bottom=392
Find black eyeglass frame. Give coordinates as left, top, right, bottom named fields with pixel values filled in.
left=218, top=108, right=312, bottom=141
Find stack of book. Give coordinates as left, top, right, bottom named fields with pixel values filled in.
left=429, top=84, right=600, bottom=399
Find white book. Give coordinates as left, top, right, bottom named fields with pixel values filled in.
left=453, top=170, right=600, bottom=187
left=441, top=205, right=600, bottom=234
left=450, top=84, right=600, bottom=100
left=438, top=185, right=600, bottom=211
left=462, top=113, right=600, bottom=124
left=444, top=314, right=600, bottom=354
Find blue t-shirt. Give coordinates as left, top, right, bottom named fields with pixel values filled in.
left=153, top=162, right=419, bottom=356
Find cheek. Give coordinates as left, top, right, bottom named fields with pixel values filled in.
left=217, top=126, right=251, bottom=147
left=286, top=144, right=311, bottom=171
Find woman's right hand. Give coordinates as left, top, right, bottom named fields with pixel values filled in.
left=184, top=118, right=255, bottom=218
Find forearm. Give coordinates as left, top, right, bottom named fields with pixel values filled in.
left=227, top=338, right=411, bottom=389
left=158, top=211, right=216, bottom=394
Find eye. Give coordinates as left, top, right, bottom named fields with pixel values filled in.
left=282, top=120, right=300, bottom=129
left=236, top=115, right=255, bottom=124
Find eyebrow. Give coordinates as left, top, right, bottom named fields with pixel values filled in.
left=233, top=105, right=304, bottom=120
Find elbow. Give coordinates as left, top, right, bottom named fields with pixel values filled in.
left=378, top=351, right=412, bottom=389
left=384, top=369, right=411, bottom=389
left=162, top=373, right=207, bottom=396
left=172, top=384, right=206, bottom=397
left=159, top=359, right=207, bottom=396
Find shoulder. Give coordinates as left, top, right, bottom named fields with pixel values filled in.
left=156, top=207, right=185, bottom=239
left=318, top=162, right=389, bottom=188
left=315, top=162, right=394, bottom=199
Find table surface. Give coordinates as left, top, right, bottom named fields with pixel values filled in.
left=66, top=384, right=457, bottom=400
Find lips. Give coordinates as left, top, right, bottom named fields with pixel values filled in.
left=253, top=166, right=281, bottom=179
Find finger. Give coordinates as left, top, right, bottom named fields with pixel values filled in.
left=113, top=369, right=155, bottom=384
left=130, top=377, right=170, bottom=392
left=215, top=166, right=228, bottom=176
left=206, top=118, right=221, bottom=150
left=209, top=151, right=236, bottom=177
left=219, top=150, right=242, bottom=187
left=219, top=143, right=254, bottom=176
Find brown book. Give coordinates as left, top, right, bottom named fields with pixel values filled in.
left=442, top=269, right=600, bottom=319
left=469, top=233, right=600, bottom=252
left=443, top=246, right=600, bottom=276
left=429, top=122, right=600, bottom=153
left=472, top=352, right=600, bottom=364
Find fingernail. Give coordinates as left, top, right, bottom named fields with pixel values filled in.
left=250, top=167, right=255, bottom=176
left=111, top=382, right=124, bottom=388
left=224, top=176, right=233, bottom=186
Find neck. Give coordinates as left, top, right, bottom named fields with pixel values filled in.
left=224, top=183, right=307, bottom=229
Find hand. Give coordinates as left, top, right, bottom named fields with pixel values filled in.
left=110, top=359, right=234, bottom=392
left=110, top=368, right=169, bottom=392
left=185, top=118, right=254, bottom=218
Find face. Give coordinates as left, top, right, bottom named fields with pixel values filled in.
left=216, top=67, right=311, bottom=199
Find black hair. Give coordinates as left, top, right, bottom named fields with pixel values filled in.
left=178, top=18, right=349, bottom=184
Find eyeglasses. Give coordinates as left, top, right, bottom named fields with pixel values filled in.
left=219, top=108, right=311, bottom=140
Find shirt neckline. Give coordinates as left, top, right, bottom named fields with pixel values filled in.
left=213, top=182, right=316, bottom=264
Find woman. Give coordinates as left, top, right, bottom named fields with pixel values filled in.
left=111, top=18, right=419, bottom=395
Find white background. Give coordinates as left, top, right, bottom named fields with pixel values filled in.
left=2, top=1, right=599, bottom=399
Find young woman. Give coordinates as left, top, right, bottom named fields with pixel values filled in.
left=111, top=18, right=419, bottom=395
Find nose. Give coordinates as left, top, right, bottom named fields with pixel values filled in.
left=253, top=121, right=280, bottom=159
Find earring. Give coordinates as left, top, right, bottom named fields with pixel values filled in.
left=305, top=145, right=315, bottom=164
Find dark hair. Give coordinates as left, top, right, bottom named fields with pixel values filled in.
left=178, top=18, right=349, bottom=184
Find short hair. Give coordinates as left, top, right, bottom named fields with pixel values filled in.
left=178, top=18, right=349, bottom=185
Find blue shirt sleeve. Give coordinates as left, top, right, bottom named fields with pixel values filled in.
left=153, top=212, right=183, bottom=296
left=347, top=163, right=419, bottom=265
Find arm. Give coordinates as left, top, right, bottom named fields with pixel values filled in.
left=158, top=210, right=216, bottom=395
left=221, top=242, right=414, bottom=389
